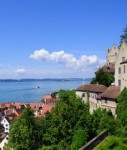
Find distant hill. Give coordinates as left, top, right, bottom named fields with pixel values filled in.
left=0, top=78, right=92, bottom=82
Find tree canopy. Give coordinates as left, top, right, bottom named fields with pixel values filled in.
left=40, top=90, right=91, bottom=150
left=91, top=68, right=114, bottom=87
left=5, top=90, right=116, bottom=150
left=119, top=25, right=127, bottom=47
left=115, top=88, right=127, bottom=137
left=5, top=107, right=43, bottom=150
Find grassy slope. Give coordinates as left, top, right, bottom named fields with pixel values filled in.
left=94, top=136, right=127, bottom=150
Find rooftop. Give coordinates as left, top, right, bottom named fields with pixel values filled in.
left=98, top=86, right=120, bottom=99
left=76, top=84, right=107, bottom=93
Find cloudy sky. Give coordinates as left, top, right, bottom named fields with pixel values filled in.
left=0, top=0, right=127, bottom=79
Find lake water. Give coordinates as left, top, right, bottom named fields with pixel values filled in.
left=0, top=79, right=90, bottom=103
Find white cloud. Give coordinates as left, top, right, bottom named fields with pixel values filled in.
left=13, top=68, right=27, bottom=74
left=30, top=49, right=105, bottom=69
left=30, top=49, right=50, bottom=61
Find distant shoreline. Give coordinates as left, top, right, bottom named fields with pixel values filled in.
left=0, top=78, right=92, bottom=82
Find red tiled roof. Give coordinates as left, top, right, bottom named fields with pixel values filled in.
left=11, top=102, right=24, bottom=109
left=13, top=109, right=23, bottom=116
left=41, top=104, right=55, bottom=117
left=76, top=84, right=107, bottom=93
left=0, top=104, right=6, bottom=108
left=44, top=94, right=52, bottom=100
left=29, top=103, right=39, bottom=110
left=4, top=114, right=17, bottom=123
left=98, top=86, right=120, bottom=99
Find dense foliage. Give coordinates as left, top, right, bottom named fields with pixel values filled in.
left=94, top=136, right=127, bottom=150
left=91, top=68, right=114, bottom=87
left=119, top=25, right=127, bottom=47
left=115, top=87, right=127, bottom=137
left=4, top=108, right=43, bottom=150
left=5, top=90, right=115, bottom=150
left=40, top=90, right=91, bottom=150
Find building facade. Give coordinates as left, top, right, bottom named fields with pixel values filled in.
left=76, top=84, right=107, bottom=113
left=115, top=41, right=127, bottom=90
left=76, top=84, right=120, bottom=115
left=1, top=118, right=10, bottom=133
left=107, top=45, right=119, bottom=64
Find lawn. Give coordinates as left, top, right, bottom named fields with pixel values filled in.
left=94, top=136, right=127, bottom=150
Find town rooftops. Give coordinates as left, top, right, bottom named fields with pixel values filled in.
left=41, top=104, right=55, bottom=117
left=29, top=103, right=39, bottom=110
left=44, top=94, right=52, bottom=100
left=4, top=114, right=17, bottom=123
left=76, top=84, right=107, bottom=93
left=0, top=102, right=25, bottom=109
left=98, top=86, right=120, bottom=99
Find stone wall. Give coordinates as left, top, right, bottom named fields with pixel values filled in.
left=79, top=130, right=108, bottom=150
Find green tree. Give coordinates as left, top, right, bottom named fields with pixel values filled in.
left=40, top=90, right=91, bottom=149
left=91, top=108, right=115, bottom=136
left=119, top=25, right=127, bottom=47
left=51, top=92, right=58, bottom=98
left=115, top=88, right=127, bottom=137
left=71, top=128, right=87, bottom=150
left=91, top=68, right=114, bottom=87
left=5, top=108, right=42, bottom=150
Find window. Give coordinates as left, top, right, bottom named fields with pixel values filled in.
left=6, top=124, right=8, bottom=127
left=122, top=57, right=125, bottom=61
left=118, top=67, right=121, bottom=74
left=105, top=99, right=107, bottom=103
left=118, top=80, right=121, bottom=86
left=123, top=65, right=126, bottom=73
left=82, top=93, right=85, bottom=97
left=107, top=67, right=110, bottom=71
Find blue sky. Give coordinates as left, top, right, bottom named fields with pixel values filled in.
left=0, top=0, right=127, bottom=79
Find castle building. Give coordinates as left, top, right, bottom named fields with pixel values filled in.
left=76, top=42, right=127, bottom=115
left=107, top=45, right=119, bottom=65
left=115, top=41, right=127, bottom=90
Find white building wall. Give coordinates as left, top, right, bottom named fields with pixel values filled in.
left=89, top=92, right=100, bottom=113
left=76, top=91, right=88, bottom=103
left=115, top=42, right=127, bottom=90
left=0, top=135, right=8, bottom=150
left=1, top=118, right=10, bottom=133
left=101, top=99, right=117, bottom=116
left=76, top=90, right=117, bottom=115
left=76, top=91, right=101, bottom=114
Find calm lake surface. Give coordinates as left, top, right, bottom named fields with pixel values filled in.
left=0, top=79, right=91, bottom=103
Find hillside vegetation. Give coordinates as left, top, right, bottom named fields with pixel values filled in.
left=4, top=90, right=113, bottom=150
